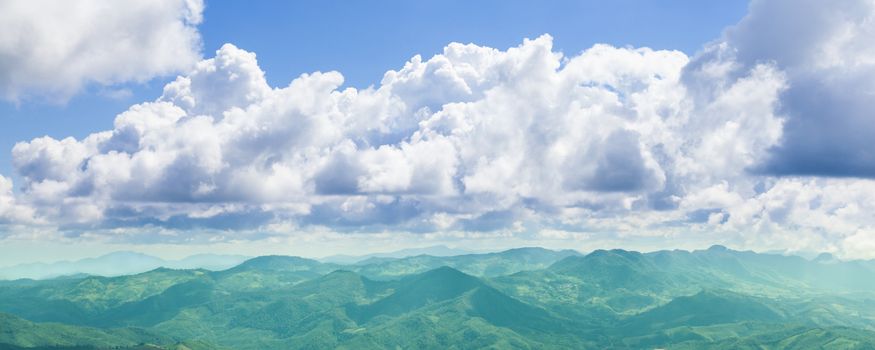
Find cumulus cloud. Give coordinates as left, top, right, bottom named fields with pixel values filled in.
left=676, top=178, right=875, bottom=259
left=0, top=0, right=203, bottom=101
left=693, top=0, right=875, bottom=177
left=5, top=37, right=785, bottom=236
left=2, top=0, right=875, bottom=258
left=0, top=176, right=34, bottom=224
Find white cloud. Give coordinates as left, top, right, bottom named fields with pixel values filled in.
left=4, top=38, right=778, bottom=233
left=691, top=178, right=875, bottom=259
left=0, top=176, right=35, bottom=224
left=2, top=9, right=875, bottom=258
left=0, top=0, right=203, bottom=101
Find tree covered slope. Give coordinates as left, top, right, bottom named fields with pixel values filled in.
left=1, top=246, right=875, bottom=349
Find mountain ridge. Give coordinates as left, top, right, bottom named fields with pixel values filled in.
left=0, top=252, right=250, bottom=281
left=3, top=246, right=875, bottom=349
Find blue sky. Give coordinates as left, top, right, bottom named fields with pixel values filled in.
left=2, top=0, right=875, bottom=264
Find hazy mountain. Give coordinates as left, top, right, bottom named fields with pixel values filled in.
left=0, top=252, right=166, bottom=280
left=2, top=246, right=875, bottom=349
left=319, top=245, right=476, bottom=264
left=163, top=253, right=251, bottom=271
left=0, top=252, right=249, bottom=280
left=352, top=246, right=581, bottom=279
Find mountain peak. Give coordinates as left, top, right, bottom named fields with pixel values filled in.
left=813, top=252, right=839, bottom=264
left=350, top=266, right=484, bottom=323
left=581, top=248, right=644, bottom=261
left=417, top=265, right=473, bottom=280
left=233, top=255, right=322, bottom=271
left=401, top=266, right=483, bottom=294
left=707, top=245, right=729, bottom=252
left=501, top=247, right=551, bottom=254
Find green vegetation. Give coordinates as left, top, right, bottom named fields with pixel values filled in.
left=1, top=246, right=875, bottom=349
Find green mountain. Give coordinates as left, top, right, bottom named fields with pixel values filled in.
left=1, top=246, right=875, bottom=349
left=352, top=247, right=580, bottom=280
left=320, top=245, right=475, bottom=264
left=620, top=290, right=783, bottom=333
left=0, top=253, right=249, bottom=280
left=0, top=312, right=185, bottom=350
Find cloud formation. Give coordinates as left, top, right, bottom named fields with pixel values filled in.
left=0, top=0, right=203, bottom=101
left=0, top=175, right=34, bottom=224
left=7, top=38, right=784, bottom=237
left=696, top=0, right=875, bottom=177
left=3, top=0, right=875, bottom=258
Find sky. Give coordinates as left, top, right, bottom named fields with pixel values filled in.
left=1, top=0, right=875, bottom=265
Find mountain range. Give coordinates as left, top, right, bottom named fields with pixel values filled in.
left=0, top=245, right=485, bottom=280
left=319, top=245, right=477, bottom=264
left=1, top=246, right=875, bottom=349
left=0, top=252, right=251, bottom=280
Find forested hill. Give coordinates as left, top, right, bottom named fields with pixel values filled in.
left=2, top=246, right=875, bottom=349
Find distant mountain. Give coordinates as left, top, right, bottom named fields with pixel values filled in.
left=1, top=246, right=875, bottom=349
left=549, top=248, right=665, bottom=291
left=544, top=245, right=875, bottom=294
left=352, top=246, right=581, bottom=279
left=226, top=255, right=330, bottom=273
left=812, top=252, right=840, bottom=264
left=0, top=252, right=249, bottom=280
left=319, top=245, right=476, bottom=264
left=164, top=253, right=251, bottom=271
left=0, top=252, right=165, bottom=280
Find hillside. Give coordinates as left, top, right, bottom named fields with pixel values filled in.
left=1, top=247, right=874, bottom=349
